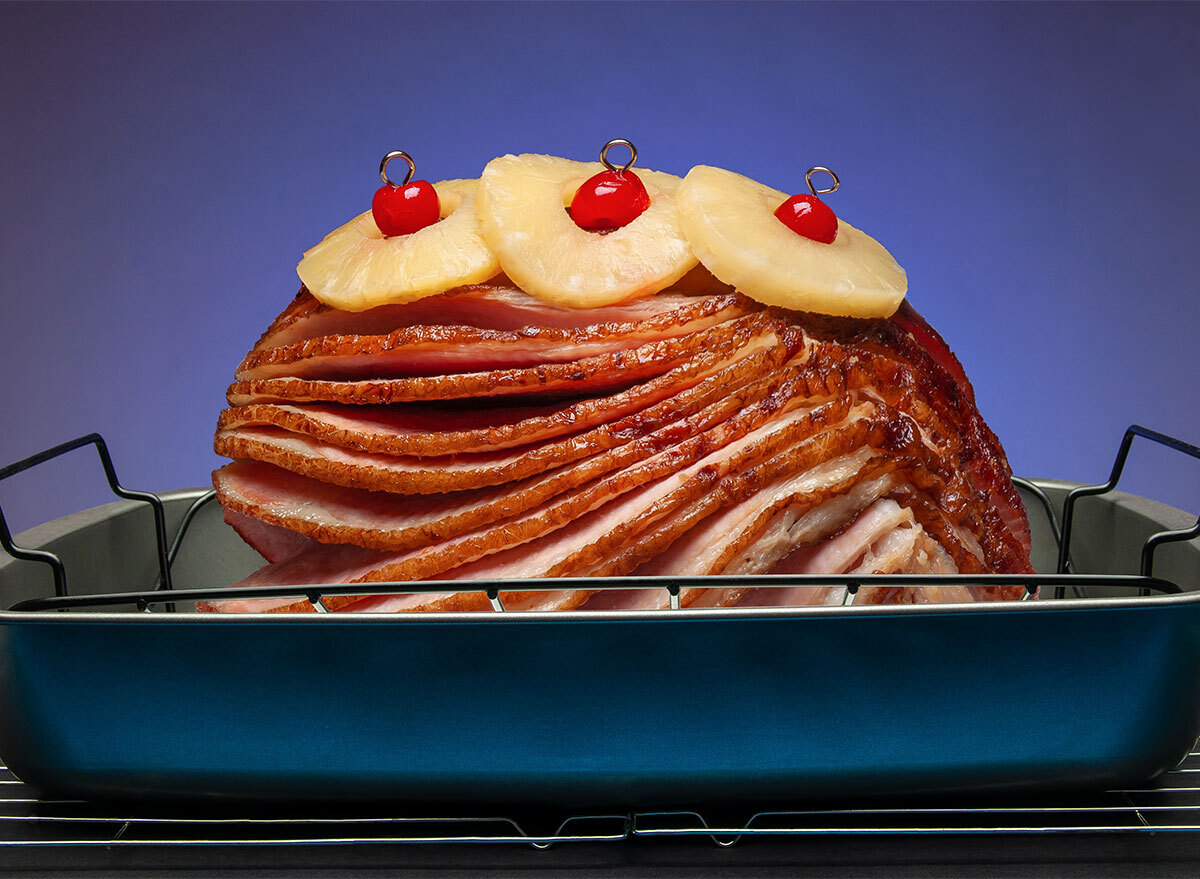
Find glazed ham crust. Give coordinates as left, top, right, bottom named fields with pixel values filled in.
left=225, top=313, right=790, bottom=406
left=235, top=289, right=751, bottom=380
left=212, top=342, right=784, bottom=495
left=205, top=282, right=1033, bottom=614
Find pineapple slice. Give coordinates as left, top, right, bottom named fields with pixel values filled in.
left=676, top=165, right=907, bottom=318
left=296, top=178, right=499, bottom=312
left=476, top=153, right=697, bottom=307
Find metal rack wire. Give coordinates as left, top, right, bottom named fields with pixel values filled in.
left=2, top=750, right=1199, bottom=848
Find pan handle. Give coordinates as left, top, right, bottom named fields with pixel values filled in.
left=0, top=433, right=172, bottom=597
left=1057, top=425, right=1200, bottom=579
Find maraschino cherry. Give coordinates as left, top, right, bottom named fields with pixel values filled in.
left=570, top=138, right=651, bottom=232
left=774, top=166, right=840, bottom=244
left=372, top=150, right=440, bottom=237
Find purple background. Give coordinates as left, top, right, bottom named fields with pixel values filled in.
left=1, top=1, right=1198, bottom=536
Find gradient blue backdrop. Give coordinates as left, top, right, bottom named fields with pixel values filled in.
left=1, top=2, right=1197, bottom=542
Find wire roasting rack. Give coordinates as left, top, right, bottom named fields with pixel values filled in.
left=0, top=425, right=1197, bottom=850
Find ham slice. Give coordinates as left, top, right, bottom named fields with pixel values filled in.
left=790, top=304, right=1031, bottom=565
left=212, top=341, right=786, bottom=494
left=634, top=447, right=887, bottom=579
left=324, top=408, right=903, bottom=612
left=785, top=497, right=918, bottom=574
left=219, top=327, right=786, bottom=456
left=227, top=312, right=784, bottom=406
left=206, top=377, right=856, bottom=614
left=250, top=284, right=731, bottom=352
left=577, top=588, right=673, bottom=612
left=236, top=291, right=750, bottom=380
left=201, top=542, right=491, bottom=614
left=223, top=508, right=317, bottom=563
left=591, top=447, right=879, bottom=582
left=211, top=357, right=788, bottom=553
left=207, top=288, right=1035, bottom=614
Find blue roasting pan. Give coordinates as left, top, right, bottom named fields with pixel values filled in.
left=0, top=480, right=1197, bottom=805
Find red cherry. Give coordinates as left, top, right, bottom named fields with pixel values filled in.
left=774, top=193, right=838, bottom=244
left=372, top=180, right=440, bottom=236
left=569, top=169, right=651, bottom=231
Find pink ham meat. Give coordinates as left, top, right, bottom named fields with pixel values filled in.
left=213, top=341, right=788, bottom=494
left=196, top=539, right=513, bottom=615
left=225, top=313, right=788, bottom=406
left=206, top=282, right=1034, bottom=613
left=223, top=508, right=317, bottom=564
left=251, top=284, right=731, bottom=351
left=212, top=358, right=814, bottom=554
left=236, top=290, right=752, bottom=380
left=330, top=419, right=827, bottom=614
left=220, top=327, right=787, bottom=456
left=208, top=376, right=857, bottom=614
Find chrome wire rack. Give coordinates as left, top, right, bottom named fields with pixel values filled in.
left=3, top=749, right=1200, bottom=848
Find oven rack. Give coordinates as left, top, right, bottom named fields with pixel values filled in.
left=3, top=749, right=1200, bottom=848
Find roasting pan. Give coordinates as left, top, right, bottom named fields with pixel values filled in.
left=0, top=427, right=1196, bottom=807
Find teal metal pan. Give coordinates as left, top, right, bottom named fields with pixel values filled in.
left=0, top=480, right=1197, bottom=805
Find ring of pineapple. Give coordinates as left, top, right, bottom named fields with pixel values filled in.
left=676, top=165, right=907, bottom=319
left=296, top=178, right=500, bottom=313
left=476, top=153, right=698, bottom=308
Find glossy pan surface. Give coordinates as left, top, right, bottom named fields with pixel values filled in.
left=0, top=482, right=1196, bottom=804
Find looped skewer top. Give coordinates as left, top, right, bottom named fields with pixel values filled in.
left=600, top=138, right=638, bottom=175
left=805, top=166, right=840, bottom=196
left=379, top=150, right=417, bottom=187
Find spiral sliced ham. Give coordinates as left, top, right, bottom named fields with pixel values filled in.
left=213, top=341, right=787, bottom=493
left=235, top=289, right=752, bottom=380
left=227, top=310, right=785, bottom=406
left=206, top=282, right=1033, bottom=614
left=250, top=284, right=733, bottom=352
left=212, top=362, right=824, bottom=554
